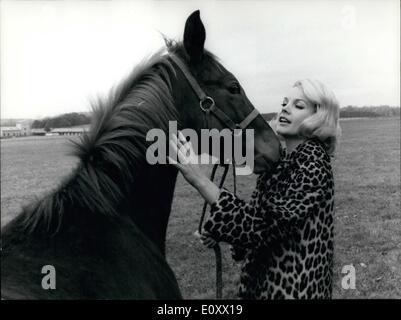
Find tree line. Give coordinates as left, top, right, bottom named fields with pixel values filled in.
left=262, top=105, right=400, bottom=121
left=31, top=112, right=91, bottom=131
left=339, top=105, right=400, bottom=118
left=26, top=106, right=399, bottom=130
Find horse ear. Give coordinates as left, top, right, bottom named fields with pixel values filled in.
left=183, top=10, right=205, bottom=64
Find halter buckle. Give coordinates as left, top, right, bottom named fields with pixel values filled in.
left=200, top=96, right=215, bottom=112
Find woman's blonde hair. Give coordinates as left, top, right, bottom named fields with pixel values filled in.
left=293, top=79, right=341, bottom=155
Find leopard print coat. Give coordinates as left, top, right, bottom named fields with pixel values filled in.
left=203, top=138, right=335, bottom=299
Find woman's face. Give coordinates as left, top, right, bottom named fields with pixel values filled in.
left=276, top=86, right=316, bottom=138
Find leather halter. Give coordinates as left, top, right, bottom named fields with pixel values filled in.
left=169, top=54, right=260, bottom=132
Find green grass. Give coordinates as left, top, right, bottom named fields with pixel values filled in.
left=1, top=118, right=400, bottom=299
left=1, top=136, right=79, bottom=226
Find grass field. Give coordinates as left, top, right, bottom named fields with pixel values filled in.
left=1, top=117, right=400, bottom=299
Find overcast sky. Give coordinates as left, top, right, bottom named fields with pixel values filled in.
left=1, top=0, right=399, bottom=119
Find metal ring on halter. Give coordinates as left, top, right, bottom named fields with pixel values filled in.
left=200, top=96, right=215, bottom=112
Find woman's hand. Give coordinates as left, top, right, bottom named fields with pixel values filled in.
left=168, top=131, right=207, bottom=189
left=194, top=230, right=217, bottom=249
left=168, top=131, right=221, bottom=205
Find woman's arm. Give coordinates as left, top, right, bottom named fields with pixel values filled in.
left=203, top=160, right=332, bottom=249
left=169, top=131, right=259, bottom=257
left=192, top=175, right=221, bottom=205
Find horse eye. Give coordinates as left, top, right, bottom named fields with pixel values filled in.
left=228, top=83, right=241, bottom=94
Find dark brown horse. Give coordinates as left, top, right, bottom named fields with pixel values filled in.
left=1, top=11, right=280, bottom=299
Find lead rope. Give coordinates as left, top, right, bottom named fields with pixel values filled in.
left=197, top=133, right=238, bottom=299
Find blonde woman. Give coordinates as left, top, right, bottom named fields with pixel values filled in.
left=170, top=79, right=341, bottom=299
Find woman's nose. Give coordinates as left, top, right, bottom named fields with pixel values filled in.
left=282, top=104, right=290, bottom=114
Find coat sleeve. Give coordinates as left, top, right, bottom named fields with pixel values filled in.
left=203, top=160, right=331, bottom=249
left=223, top=174, right=264, bottom=261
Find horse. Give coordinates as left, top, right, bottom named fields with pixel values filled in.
left=1, top=10, right=280, bottom=299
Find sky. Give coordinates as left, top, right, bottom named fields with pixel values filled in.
left=1, top=0, right=400, bottom=119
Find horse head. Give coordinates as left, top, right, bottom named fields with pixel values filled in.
left=168, top=10, right=281, bottom=173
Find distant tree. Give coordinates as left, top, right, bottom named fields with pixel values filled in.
left=31, top=119, right=47, bottom=129
left=340, top=110, right=379, bottom=118
left=51, top=117, right=71, bottom=128
left=31, top=120, right=40, bottom=129
left=339, top=105, right=399, bottom=118
left=44, top=122, right=52, bottom=132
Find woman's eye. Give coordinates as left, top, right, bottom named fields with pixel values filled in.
left=295, top=105, right=304, bottom=109
left=228, top=83, right=241, bottom=94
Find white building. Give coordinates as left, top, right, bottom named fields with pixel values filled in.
left=0, top=122, right=31, bottom=138
left=51, top=125, right=90, bottom=136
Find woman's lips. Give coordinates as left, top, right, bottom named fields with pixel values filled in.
left=279, top=116, right=291, bottom=124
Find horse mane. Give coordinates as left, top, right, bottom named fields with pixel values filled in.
left=20, top=40, right=186, bottom=235
left=19, top=38, right=223, bottom=236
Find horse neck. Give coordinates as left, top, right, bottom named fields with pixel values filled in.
left=127, top=151, right=178, bottom=257
left=126, top=56, right=201, bottom=256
